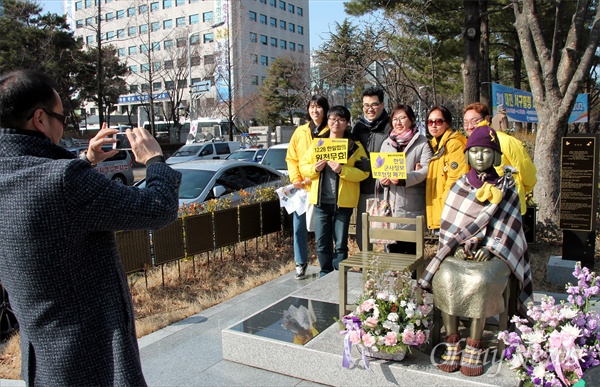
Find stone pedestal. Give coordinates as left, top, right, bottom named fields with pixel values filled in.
left=547, top=255, right=577, bottom=286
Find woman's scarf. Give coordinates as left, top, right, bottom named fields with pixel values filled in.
left=310, top=120, right=326, bottom=137
left=388, top=126, right=417, bottom=152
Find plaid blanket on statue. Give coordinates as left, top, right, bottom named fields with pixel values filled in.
left=418, top=174, right=533, bottom=316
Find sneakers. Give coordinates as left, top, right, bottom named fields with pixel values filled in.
left=295, top=263, right=308, bottom=279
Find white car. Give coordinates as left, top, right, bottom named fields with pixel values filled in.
left=166, top=142, right=242, bottom=164
left=260, top=143, right=289, bottom=175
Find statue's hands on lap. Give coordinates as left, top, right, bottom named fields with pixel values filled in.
left=472, top=248, right=491, bottom=262
left=454, top=246, right=468, bottom=260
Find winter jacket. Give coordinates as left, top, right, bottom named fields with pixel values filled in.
left=351, top=110, right=391, bottom=194
left=426, top=129, right=469, bottom=229
left=496, top=131, right=537, bottom=214
left=379, top=132, right=433, bottom=222
left=0, top=128, right=181, bottom=386
left=285, top=121, right=327, bottom=193
left=299, top=131, right=369, bottom=208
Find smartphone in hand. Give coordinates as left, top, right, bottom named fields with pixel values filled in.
left=113, top=133, right=132, bottom=150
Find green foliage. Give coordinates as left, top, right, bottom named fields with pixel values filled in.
left=178, top=185, right=281, bottom=217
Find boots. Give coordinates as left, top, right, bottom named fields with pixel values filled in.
left=460, top=337, right=484, bottom=376
left=438, top=333, right=461, bottom=373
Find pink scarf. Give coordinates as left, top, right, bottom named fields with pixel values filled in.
left=388, top=126, right=417, bottom=152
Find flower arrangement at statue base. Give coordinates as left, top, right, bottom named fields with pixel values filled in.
left=340, top=256, right=433, bottom=369
left=498, top=262, right=600, bottom=386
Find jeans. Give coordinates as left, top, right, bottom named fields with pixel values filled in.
left=292, top=211, right=308, bottom=266
left=313, top=204, right=353, bottom=277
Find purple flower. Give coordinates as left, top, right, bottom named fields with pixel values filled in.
left=546, top=363, right=554, bottom=372
left=532, top=377, right=541, bottom=385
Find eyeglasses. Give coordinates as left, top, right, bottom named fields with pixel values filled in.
left=464, top=116, right=484, bottom=127
left=328, top=117, right=347, bottom=124
left=427, top=118, right=445, bottom=126
left=43, top=109, right=68, bottom=127
left=363, top=102, right=381, bottom=110
left=392, top=116, right=408, bottom=123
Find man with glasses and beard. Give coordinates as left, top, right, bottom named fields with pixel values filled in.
left=351, top=86, right=391, bottom=250
left=0, top=70, right=181, bottom=385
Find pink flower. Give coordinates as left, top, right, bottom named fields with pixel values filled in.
left=360, top=299, right=375, bottom=312
left=415, top=330, right=426, bottom=345
left=349, top=331, right=361, bottom=345
left=364, top=316, right=378, bottom=329
left=362, top=333, right=376, bottom=348
left=384, top=332, right=398, bottom=346
left=402, top=329, right=415, bottom=345
left=549, top=330, right=562, bottom=349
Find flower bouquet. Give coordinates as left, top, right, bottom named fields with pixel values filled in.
left=499, top=262, right=600, bottom=386
left=340, top=257, right=433, bottom=368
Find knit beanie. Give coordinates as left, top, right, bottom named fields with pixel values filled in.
left=464, top=125, right=502, bottom=154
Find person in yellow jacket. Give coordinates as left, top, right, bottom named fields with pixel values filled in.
left=463, top=102, right=537, bottom=214
left=425, top=106, right=469, bottom=231
left=286, top=95, right=329, bottom=279
left=300, top=106, right=369, bottom=277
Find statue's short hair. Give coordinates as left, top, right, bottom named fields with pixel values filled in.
left=0, top=70, right=58, bottom=129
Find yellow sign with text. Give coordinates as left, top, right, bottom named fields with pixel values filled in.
left=313, top=138, right=348, bottom=164
left=370, top=152, right=407, bottom=179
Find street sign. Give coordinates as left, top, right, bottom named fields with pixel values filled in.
left=191, top=80, right=211, bottom=94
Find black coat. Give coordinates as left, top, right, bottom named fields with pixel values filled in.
left=0, top=128, right=181, bottom=386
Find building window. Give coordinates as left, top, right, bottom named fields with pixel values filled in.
left=249, top=32, right=257, bottom=43
left=85, top=0, right=92, bottom=8
left=130, top=65, right=138, bottom=73
left=139, top=24, right=148, bottom=34
left=189, top=14, right=199, bottom=24
left=141, top=64, right=150, bottom=73
left=163, top=19, right=172, bottom=29
left=290, top=23, right=296, bottom=33
left=127, top=7, right=135, bottom=16
left=204, top=55, right=214, bottom=65
left=85, top=17, right=93, bottom=26
left=150, top=2, right=159, bottom=11
left=298, top=44, right=304, bottom=53
left=297, top=6, right=303, bottom=16
left=117, top=47, right=125, bottom=57
left=105, top=31, right=114, bottom=40
left=260, top=55, right=268, bottom=66
left=151, top=22, right=160, bottom=31
left=164, top=60, right=174, bottom=69
left=298, top=25, right=303, bottom=35
left=142, top=84, right=150, bottom=92
left=164, top=40, right=173, bottom=49
left=139, top=4, right=148, bottom=13
left=105, top=12, right=114, bottom=21
left=177, top=80, right=187, bottom=89
left=203, top=33, right=214, bottom=43
left=203, top=11, right=213, bottom=22
left=116, top=9, right=124, bottom=19
left=259, top=14, right=267, bottom=25
left=152, top=42, right=160, bottom=51
left=280, top=39, right=286, bottom=49
left=75, top=1, right=82, bottom=10
left=260, top=35, right=267, bottom=45
left=128, top=46, right=137, bottom=55
left=190, top=56, right=201, bottom=66
left=165, top=80, right=174, bottom=89
left=279, top=1, right=285, bottom=10
left=270, top=37, right=277, bottom=47
left=190, top=34, right=200, bottom=45
left=128, top=26, right=136, bottom=36
left=140, top=44, right=149, bottom=53
left=153, top=81, right=162, bottom=90
left=269, top=0, right=276, bottom=7
left=86, top=35, right=94, bottom=45
left=191, top=78, right=203, bottom=85
left=117, top=29, right=124, bottom=38
left=176, top=0, right=185, bottom=6
left=249, top=11, right=256, bottom=22
left=288, top=3, right=294, bottom=13
left=251, top=75, right=259, bottom=85
left=76, top=20, right=83, bottom=28
left=176, top=37, right=186, bottom=47
left=163, top=0, right=172, bottom=8
left=176, top=17, right=185, bottom=27
left=251, top=54, right=258, bottom=63
left=270, top=17, right=276, bottom=27
left=130, top=84, right=138, bottom=93
left=261, top=76, right=266, bottom=84
left=289, top=42, right=295, bottom=51
left=279, top=20, right=286, bottom=29
left=259, top=0, right=266, bottom=3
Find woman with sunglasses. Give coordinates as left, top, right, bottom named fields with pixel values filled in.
left=425, top=106, right=468, bottom=231
left=378, top=104, right=432, bottom=254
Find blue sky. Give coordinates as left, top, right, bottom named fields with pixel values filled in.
left=40, top=0, right=348, bottom=51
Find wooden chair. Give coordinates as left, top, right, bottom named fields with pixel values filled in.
left=338, top=213, right=426, bottom=319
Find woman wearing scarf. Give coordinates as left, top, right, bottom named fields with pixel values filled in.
left=419, top=126, right=532, bottom=377
left=379, top=104, right=432, bottom=254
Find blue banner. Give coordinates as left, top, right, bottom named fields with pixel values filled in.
left=118, top=91, right=170, bottom=104
left=491, top=83, right=588, bottom=123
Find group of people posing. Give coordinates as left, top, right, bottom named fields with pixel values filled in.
left=286, top=86, right=536, bottom=376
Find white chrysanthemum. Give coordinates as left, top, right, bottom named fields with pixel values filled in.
left=532, top=363, right=547, bottom=380
left=388, top=294, right=398, bottom=303
left=509, top=353, right=524, bottom=369
left=559, top=307, right=579, bottom=320
left=523, top=330, right=545, bottom=345
left=400, top=300, right=407, bottom=307
left=387, top=312, right=399, bottom=322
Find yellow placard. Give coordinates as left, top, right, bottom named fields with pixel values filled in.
left=370, top=152, right=407, bottom=179
left=313, top=138, right=348, bottom=164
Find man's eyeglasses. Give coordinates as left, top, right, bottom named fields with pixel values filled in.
left=363, top=102, right=381, bottom=110
left=43, top=109, right=68, bottom=127
left=427, top=118, right=445, bottom=126
left=328, top=117, right=347, bottom=124
left=464, top=116, right=484, bottom=127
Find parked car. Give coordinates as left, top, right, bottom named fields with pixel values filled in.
left=166, top=141, right=242, bottom=164
left=66, top=146, right=134, bottom=185
left=225, top=148, right=266, bottom=163
left=261, top=143, right=289, bottom=175
left=135, top=160, right=284, bottom=206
